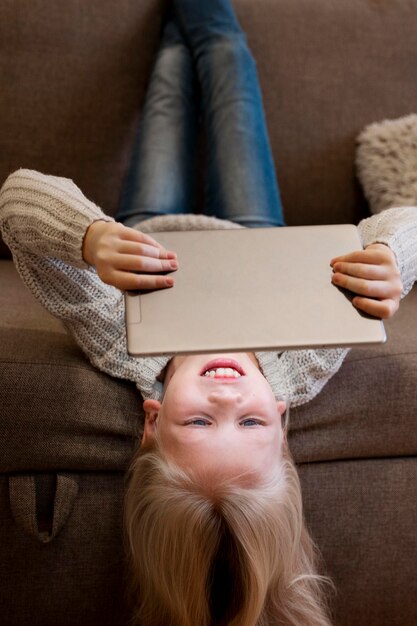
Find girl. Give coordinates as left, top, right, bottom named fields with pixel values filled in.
left=1, top=0, right=416, bottom=624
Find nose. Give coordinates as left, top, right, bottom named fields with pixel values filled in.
left=207, top=387, right=244, bottom=406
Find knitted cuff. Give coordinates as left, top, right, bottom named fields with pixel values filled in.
left=358, top=206, right=417, bottom=297
left=0, top=169, right=114, bottom=269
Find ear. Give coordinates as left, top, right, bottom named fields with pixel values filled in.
left=276, top=400, right=288, bottom=447
left=276, top=400, right=287, bottom=417
left=141, top=399, right=162, bottom=447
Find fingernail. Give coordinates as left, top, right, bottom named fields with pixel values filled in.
left=170, top=260, right=178, bottom=269
left=167, top=251, right=177, bottom=259
left=166, top=277, right=174, bottom=287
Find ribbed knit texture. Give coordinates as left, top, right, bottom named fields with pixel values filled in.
left=1, top=169, right=417, bottom=405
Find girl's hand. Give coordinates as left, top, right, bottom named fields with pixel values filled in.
left=330, top=243, right=403, bottom=319
left=82, top=220, right=178, bottom=291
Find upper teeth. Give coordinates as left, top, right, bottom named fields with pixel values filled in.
left=203, top=367, right=241, bottom=378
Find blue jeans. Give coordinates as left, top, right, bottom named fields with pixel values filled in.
left=116, top=0, right=285, bottom=228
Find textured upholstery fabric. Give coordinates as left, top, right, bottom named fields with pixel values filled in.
left=0, top=473, right=131, bottom=626
left=0, top=0, right=165, bottom=233
left=2, top=0, right=417, bottom=257
left=291, top=287, right=417, bottom=463
left=1, top=1, right=417, bottom=625
left=300, top=459, right=417, bottom=626
left=237, top=0, right=417, bottom=227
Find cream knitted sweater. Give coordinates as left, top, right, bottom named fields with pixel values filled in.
left=1, top=169, right=417, bottom=405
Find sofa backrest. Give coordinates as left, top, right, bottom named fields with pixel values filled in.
left=1, top=0, right=417, bottom=257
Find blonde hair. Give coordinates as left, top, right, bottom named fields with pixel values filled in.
left=124, top=443, right=333, bottom=626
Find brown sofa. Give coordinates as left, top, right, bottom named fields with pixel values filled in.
left=1, top=1, right=417, bottom=624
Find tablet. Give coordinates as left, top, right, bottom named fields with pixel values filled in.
left=124, top=225, right=386, bottom=356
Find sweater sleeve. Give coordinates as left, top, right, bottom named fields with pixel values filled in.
left=0, top=169, right=168, bottom=396
left=0, top=169, right=114, bottom=268
left=358, top=205, right=417, bottom=297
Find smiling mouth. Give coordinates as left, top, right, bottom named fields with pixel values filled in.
left=200, top=359, right=245, bottom=379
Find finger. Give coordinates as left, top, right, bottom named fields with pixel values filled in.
left=104, top=270, right=175, bottom=291
left=331, top=250, right=365, bottom=265
left=332, top=261, right=388, bottom=280
left=114, top=254, right=178, bottom=273
left=119, top=227, right=177, bottom=259
left=352, top=297, right=399, bottom=319
left=331, top=273, right=396, bottom=299
left=118, top=240, right=177, bottom=261
left=138, top=233, right=177, bottom=258
left=331, top=248, right=388, bottom=266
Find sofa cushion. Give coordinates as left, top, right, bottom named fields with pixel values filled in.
left=1, top=259, right=416, bottom=472
left=290, top=284, right=417, bottom=463
left=299, top=458, right=417, bottom=626
left=2, top=0, right=417, bottom=258
left=0, top=473, right=131, bottom=626
left=0, top=261, right=141, bottom=473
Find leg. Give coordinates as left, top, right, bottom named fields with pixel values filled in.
left=116, top=17, right=200, bottom=227
left=173, top=0, right=285, bottom=227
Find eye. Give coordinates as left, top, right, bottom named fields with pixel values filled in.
left=240, top=418, right=263, bottom=427
left=185, top=418, right=211, bottom=426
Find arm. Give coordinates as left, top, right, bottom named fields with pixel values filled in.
left=0, top=169, right=169, bottom=392
left=330, top=206, right=417, bottom=318
left=0, top=169, right=114, bottom=268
